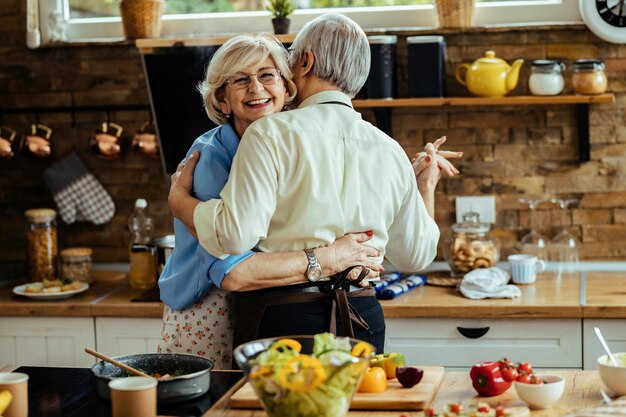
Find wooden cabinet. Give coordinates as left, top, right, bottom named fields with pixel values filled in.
left=385, top=318, right=582, bottom=370
left=95, top=317, right=163, bottom=357
left=583, top=319, right=626, bottom=370
left=0, top=317, right=95, bottom=367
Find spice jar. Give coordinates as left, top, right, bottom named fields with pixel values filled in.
left=444, top=212, right=500, bottom=277
left=572, top=59, right=607, bottom=95
left=24, top=208, right=58, bottom=281
left=529, top=60, right=565, bottom=96
left=60, top=247, right=93, bottom=283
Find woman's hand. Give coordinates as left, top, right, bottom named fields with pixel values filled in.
left=316, top=232, right=383, bottom=280
left=411, top=136, right=462, bottom=192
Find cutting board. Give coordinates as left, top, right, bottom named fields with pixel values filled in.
left=230, top=365, right=445, bottom=411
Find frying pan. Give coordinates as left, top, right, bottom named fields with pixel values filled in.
left=91, top=353, right=213, bottom=403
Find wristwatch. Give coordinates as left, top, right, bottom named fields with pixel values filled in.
left=304, top=248, right=323, bottom=282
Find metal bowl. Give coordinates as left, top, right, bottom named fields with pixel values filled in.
left=91, top=353, right=213, bottom=403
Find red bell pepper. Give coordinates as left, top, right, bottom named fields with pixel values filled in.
left=469, top=361, right=512, bottom=397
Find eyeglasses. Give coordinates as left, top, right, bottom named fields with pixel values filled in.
left=226, top=68, right=282, bottom=89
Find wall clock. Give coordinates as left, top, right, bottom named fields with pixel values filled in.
left=579, top=0, right=626, bottom=44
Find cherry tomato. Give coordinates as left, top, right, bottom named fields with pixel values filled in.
left=358, top=367, right=387, bottom=393
left=425, top=408, right=437, bottom=417
left=499, top=358, right=513, bottom=371
left=516, top=373, right=531, bottom=384
left=530, top=374, right=544, bottom=385
left=517, top=362, right=533, bottom=375
left=449, top=403, right=463, bottom=413
left=495, top=405, right=506, bottom=417
left=478, top=405, right=491, bottom=413
left=501, top=366, right=518, bottom=382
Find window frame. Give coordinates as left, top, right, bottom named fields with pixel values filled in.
left=31, top=0, right=582, bottom=47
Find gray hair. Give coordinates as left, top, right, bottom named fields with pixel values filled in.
left=198, top=34, right=297, bottom=125
left=288, top=14, right=370, bottom=98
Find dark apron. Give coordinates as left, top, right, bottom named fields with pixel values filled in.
left=232, top=266, right=375, bottom=347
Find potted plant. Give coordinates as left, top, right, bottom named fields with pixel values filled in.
left=267, top=0, right=295, bottom=35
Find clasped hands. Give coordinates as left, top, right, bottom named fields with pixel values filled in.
left=412, top=136, right=462, bottom=188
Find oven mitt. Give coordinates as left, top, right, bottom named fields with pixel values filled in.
left=459, top=267, right=521, bottom=300
left=42, top=152, right=116, bottom=225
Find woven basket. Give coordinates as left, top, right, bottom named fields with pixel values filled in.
left=120, top=0, right=164, bottom=39
left=435, top=0, right=474, bottom=28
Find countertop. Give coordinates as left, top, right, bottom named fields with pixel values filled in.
left=2, top=270, right=626, bottom=319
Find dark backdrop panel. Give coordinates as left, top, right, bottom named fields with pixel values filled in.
left=142, top=46, right=219, bottom=175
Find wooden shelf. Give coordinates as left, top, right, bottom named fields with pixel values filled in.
left=352, top=94, right=615, bottom=108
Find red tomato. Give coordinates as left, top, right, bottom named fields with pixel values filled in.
left=425, top=407, right=437, bottom=417
left=499, top=358, right=513, bottom=370
left=449, top=403, right=463, bottom=413
left=516, top=373, right=531, bottom=384
left=517, top=362, right=533, bottom=375
left=495, top=405, right=506, bottom=417
left=501, top=366, right=518, bottom=382
left=530, top=374, right=544, bottom=385
left=478, top=405, right=491, bottom=413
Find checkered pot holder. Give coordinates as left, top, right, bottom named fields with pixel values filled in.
left=42, top=152, right=116, bottom=225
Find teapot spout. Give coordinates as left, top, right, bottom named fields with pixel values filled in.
left=506, top=59, right=524, bottom=93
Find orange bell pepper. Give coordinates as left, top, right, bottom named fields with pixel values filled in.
left=358, top=367, right=387, bottom=393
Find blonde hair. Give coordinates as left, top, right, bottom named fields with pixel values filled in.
left=198, top=34, right=297, bottom=125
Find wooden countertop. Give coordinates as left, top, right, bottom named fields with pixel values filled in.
left=207, top=370, right=606, bottom=417
left=381, top=272, right=582, bottom=319
left=2, top=270, right=626, bottom=320
left=584, top=271, right=626, bottom=318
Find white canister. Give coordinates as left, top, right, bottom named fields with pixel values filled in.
left=529, top=60, right=565, bottom=96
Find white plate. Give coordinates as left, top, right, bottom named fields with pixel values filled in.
left=12, top=282, right=90, bottom=300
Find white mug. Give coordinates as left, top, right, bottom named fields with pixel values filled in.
left=508, top=254, right=546, bottom=284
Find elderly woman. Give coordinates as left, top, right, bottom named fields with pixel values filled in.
left=158, top=34, right=382, bottom=369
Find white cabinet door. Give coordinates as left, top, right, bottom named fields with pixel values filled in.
left=385, top=318, right=582, bottom=370
left=583, top=319, right=626, bottom=370
left=0, top=317, right=95, bottom=367
left=95, top=317, right=163, bottom=357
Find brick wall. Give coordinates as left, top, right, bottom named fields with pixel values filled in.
left=1, top=3, right=625, bottom=278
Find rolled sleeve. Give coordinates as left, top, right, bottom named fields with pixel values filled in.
left=208, top=251, right=255, bottom=288
left=194, top=199, right=229, bottom=259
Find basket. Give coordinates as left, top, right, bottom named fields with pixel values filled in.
left=119, top=0, right=164, bottom=39
left=435, top=0, right=474, bottom=28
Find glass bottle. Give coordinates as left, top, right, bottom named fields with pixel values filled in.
left=128, top=198, right=156, bottom=289
left=529, top=60, right=565, bottom=96
left=24, top=208, right=58, bottom=281
left=444, top=212, right=500, bottom=277
left=572, top=59, right=607, bottom=95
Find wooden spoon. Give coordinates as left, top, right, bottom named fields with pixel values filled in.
left=85, top=347, right=154, bottom=379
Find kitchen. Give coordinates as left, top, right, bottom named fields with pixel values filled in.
left=1, top=0, right=626, bottom=416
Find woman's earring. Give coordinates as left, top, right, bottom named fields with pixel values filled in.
left=224, top=113, right=231, bottom=119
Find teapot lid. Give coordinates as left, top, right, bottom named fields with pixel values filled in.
left=476, top=51, right=507, bottom=65
left=452, top=211, right=490, bottom=234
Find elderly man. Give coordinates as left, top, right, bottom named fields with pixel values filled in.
left=169, top=13, right=461, bottom=353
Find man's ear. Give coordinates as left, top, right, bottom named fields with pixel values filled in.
left=301, top=50, right=315, bottom=77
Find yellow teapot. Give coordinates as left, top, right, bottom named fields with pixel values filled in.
left=455, top=51, right=524, bottom=97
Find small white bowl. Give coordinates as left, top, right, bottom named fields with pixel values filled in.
left=598, top=353, right=626, bottom=396
left=514, top=374, right=565, bottom=409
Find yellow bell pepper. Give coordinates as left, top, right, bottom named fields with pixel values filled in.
left=278, top=355, right=327, bottom=393
left=270, top=338, right=302, bottom=353
left=351, top=341, right=373, bottom=357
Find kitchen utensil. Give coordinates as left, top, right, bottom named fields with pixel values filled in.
left=21, top=123, right=53, bottom=159
left=514, top=374, right=565, bottom=409
left=508, top=254, right=546, bottom=285
left=131, top=121, right=159, bottom=159
left=151, top=234, right=174, bottom=276
left=85, top=348, right=153, bottom=378
left=455, top=50, right=524, bottom=97
left=594, top=327, right=618, bottom=366
left=109, top=377, right=157, bottom=417
left=89, top=122, right=123, bottom=160
left=231, top=365, right=445, bottom=411
left=90, top=352, right=213, bottom=403
left=0, top=125, right=17, bottom=159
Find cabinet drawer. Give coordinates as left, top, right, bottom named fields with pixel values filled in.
left=385, top=318, right=581, bottom=369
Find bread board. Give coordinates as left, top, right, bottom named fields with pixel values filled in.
left=230, top=365, right=445, bottom=411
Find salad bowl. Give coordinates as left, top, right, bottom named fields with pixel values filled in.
left=233, top=333, right=374, bottom=417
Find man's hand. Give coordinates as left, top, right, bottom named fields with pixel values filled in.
left=168, top=150, right=201, bottom=238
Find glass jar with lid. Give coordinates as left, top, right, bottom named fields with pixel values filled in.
left=24, top=208, right=58, bottom=281
left=572, top=59, right=607, bottom=95
left=529, top=60, right=565, bottom=96
left=60, top=247, right=93, bottom=283
left=444, top=212, right=500, bottom=277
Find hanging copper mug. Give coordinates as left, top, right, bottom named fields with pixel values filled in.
left=0, top=125, right=17, bottom=159
left=131, top=121, right=159, bottom=159
left=22, top=123, right=53, bottom=159
left=89, top=122, right=123, bottom=160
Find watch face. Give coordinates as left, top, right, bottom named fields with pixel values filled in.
left=580, top=0, right=626, bottom=43
left=596, top=0, right=626, bottom=27
left=307, top=267, right=322, bottom=281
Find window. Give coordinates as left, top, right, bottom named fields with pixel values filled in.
left=30, top=0, right=581, bottom=47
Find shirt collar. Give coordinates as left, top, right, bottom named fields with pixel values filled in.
left=297, top=90, right=353, bottom=109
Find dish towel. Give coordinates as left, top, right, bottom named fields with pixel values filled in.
left=459, top=267, right=521, bottom=300
left=42, top=152, right=116, bottom=225
left=376, top=274, right=426, bottom=300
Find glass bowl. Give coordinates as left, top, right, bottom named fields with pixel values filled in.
left=233, top=334, right=373, bottom=417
